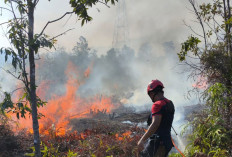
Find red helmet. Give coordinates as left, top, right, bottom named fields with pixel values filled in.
left=147, top=80, right=164, bottom=94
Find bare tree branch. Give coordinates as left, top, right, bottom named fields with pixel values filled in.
left=223, top=0, right=228, bottom=53
left=0, top=21, right=11, bottom=26
left=36, top=11, right=74, bottom=40
left=9, top=0, right=17, bottom=20
left=0, top=67, right=23, bottom=81
left=212, top=16, right=224, bottom=42
left=189, top=0, right=207, bottom=48
left=1, top=26, right=14, bottom=50
left=183, top=20, right=204, bottom=38
left=0, top=6, right=13, bottom=13
left=10, top=87, right=24, bottom=95
left=49, top=28, right=75, bottom=40
left=97, top=0, right=110, bottom=8
left=63, top=13, right=73, bottom=27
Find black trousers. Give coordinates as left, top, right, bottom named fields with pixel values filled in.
left=140, top=136, right=171, bottom=157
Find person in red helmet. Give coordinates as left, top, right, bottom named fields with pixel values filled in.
left=138, top=80, right=175, bottom=157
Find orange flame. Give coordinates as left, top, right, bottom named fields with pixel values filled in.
left=115, top=131, right=132, bottom=141
left=192, top=76, right=208, bottom=89
left=10, top=61, right=119, bottom=136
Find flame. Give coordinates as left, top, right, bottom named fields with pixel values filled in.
left=10, top=61, right=119, bottom=136
left=122, top=130, right=132, bottom=137
left=192, top=76, right=208, bottom=89
left=115, top=131, right=132, bottom=141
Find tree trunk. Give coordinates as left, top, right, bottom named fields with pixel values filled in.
left=28, top=0, right=41, bottom=156
left=227, top=0, right=231, bottom=56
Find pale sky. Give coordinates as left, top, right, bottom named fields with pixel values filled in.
left=0, top=0, right=195, bottom=52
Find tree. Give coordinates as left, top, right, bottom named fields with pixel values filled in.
left=0, top=0, right=117, bottom=156
left=178, top=0, right=232, bottom=156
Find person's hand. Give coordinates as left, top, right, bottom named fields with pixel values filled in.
left=137, top=140, right=145, bottom=152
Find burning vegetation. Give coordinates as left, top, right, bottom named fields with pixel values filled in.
left=0, top=114, right=146, bottom=157
left=0, top=46, right=153, bottom=156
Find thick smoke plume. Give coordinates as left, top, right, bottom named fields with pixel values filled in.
left=34, top=36, right=193, bottom=111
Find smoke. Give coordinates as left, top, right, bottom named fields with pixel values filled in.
left=34, top=36, right=195, bottom=112
left=0, top=0, right=199, bottom=108
left=0, top=58, right=19, bottom=102
left=35, top=38, right=192, bottom=150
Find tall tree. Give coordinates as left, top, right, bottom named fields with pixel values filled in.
left=0, top=0, right=117, bottom=156
left=178, top=0, right=232, bottom=156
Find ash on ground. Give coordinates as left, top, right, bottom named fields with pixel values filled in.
left=69, top=105, right=150, bottom=133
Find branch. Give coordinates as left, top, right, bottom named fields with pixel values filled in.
left=10, top=87, right=24, bottom=95
left=19, top=13, right=30, bottom=90
left=0, top=7, right=13, bottom=13
left=0, top=17, right=26, bottom=26
left=183, top=20, right=204, bottom=38
left=212, top=16, right=224, bottom=42
left=0, top=67, right=23, bottom=82
left=36, top=11, right=74, bottom=40
left=223, top=0, right=228, bottom=53
left=63, top=13, right=73, bottom=27
left=97, top=0, right=110, bottom=8
left=189, top=0, right=207, bottom=47
left=10, top=0, right=21, bottom=3
left=49, top=28, right=75, bottom=40
left=186, top=54, right=201, bottom=60
left=205, top=22, right=215, bottom=45
left=1, top=26, right=14, bottom=50
left=212, top=15, right=222, bottom=28
left=34, top=0, right=39, bottom=7
left=0, top=21, right=11, bottom=26
left=9, top=0, right=17, bottom=20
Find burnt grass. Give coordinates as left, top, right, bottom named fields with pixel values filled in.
left=0, top=124, right=33, bottom=157
left=0, top=111, right=148, bottom=157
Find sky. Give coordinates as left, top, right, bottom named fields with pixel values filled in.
left=1, top=0, right=195, bottom=52
left=0, top=0, right=203, bottom=107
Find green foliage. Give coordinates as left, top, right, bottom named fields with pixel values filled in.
left=179, top=2, right=232, bottom=157
left=205, top=83, right=232, bottom=116
left=67, top=150, right=78, bottom=157
left=199, top=1, right=223, bottom=21
left=25, top=146, right=36, bottom=157
left=182, top=83, right=232, bottom=157
left=25, top=142, right=61, bottom=157
left=178, top=0, right=230, bottom=62
left=0, top=92, right=30, bottom=119
left=0, top=90, right=46, bottom=119
left=0, top=48, right=22, bottom=70
left=169, top=153, right=183, bottom=157
left=33, top=34, right=56, bottom=54
left=178, top=35, right=201, bottom=61
left=69, top=0, right=118, bottom=26
left=41, top=143, right=60, bottom=157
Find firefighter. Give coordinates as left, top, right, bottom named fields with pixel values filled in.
left=138, top=80, right=175, bottom=157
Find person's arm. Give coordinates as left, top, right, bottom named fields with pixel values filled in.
left=137, top=115, right=162, bottom=151
left=139, top=115, right=162, bottom=142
